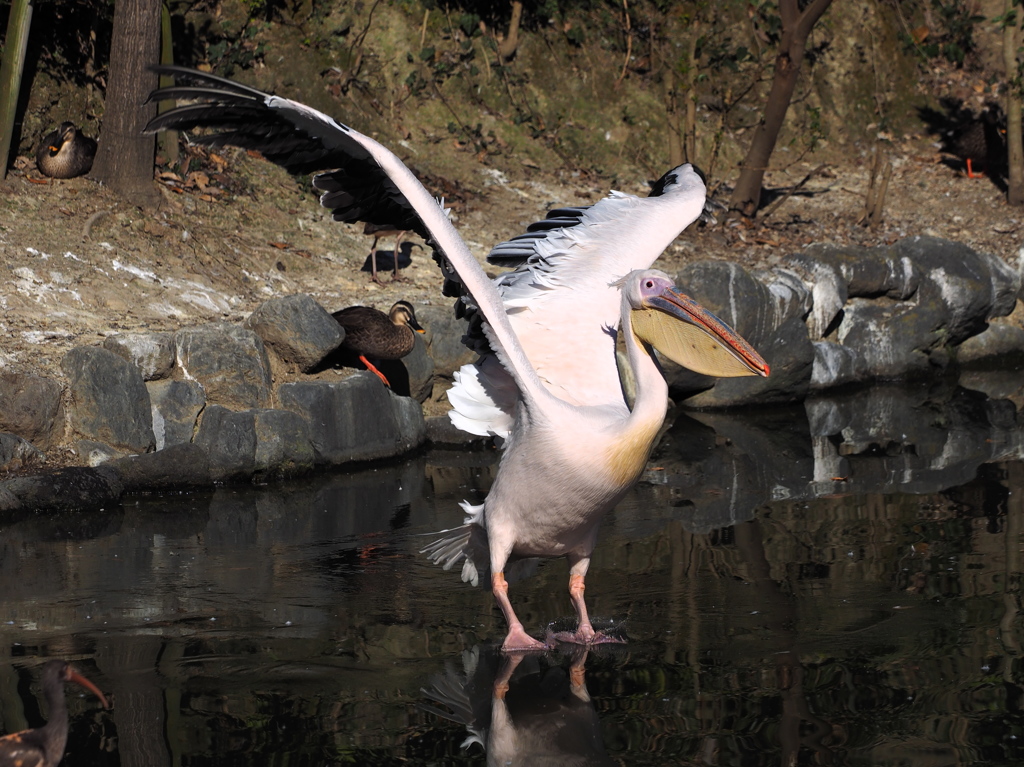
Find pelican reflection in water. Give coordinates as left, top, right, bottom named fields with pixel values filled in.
left=422, top=646, right=615, bottom=766
left=144, top=67, right=769, bottom=651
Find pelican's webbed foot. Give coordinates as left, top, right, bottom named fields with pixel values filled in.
left=550, top=628, right=626, bottom=646
left=500, top=625, right=551, bottom=653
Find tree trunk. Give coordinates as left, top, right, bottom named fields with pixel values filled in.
left=497, top=1, right=523, bottom=62
left=665, top=68, right=683, bottom=167
left=1005, top=0, right=1024, bottom=206
left=682, top=18, right=699, bottom=166
left=92, top=0, right=161, bottom=207
left=729, top=0, right=834, bottom=217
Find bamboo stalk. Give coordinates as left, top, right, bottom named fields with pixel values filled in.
left=0, top=0, right=34, bottom=179
left=157, top=2, right=178, bottom=166
left=1005, top=0, right=1024, bottom=205
left=615, top=0, right=632, bottom=86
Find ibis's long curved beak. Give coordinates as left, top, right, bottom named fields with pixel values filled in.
left=68, top=669, right=110, bottom=709
left=632, top=288, right=770, bottom=378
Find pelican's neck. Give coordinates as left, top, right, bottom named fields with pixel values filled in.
left=621, top=310, right=669, bottom=427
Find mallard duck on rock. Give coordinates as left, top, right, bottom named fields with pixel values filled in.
left=332, top=300, right=425, bottom=387
left=36, top=122, right=97, bottom=179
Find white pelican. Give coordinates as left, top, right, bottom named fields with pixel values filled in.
left=144, top=67, right=770, bottom=651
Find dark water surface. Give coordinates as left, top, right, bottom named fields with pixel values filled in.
left=2, top=382, right=1024, bottom=765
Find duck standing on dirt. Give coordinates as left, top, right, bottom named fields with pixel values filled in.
left=36, top=122, right=97, bottom=179
left=332, top=300, right=425, bottom=387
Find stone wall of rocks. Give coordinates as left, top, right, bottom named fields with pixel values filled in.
left=662, top=236, right=1024, bottom=407
left=1, top=236, right=1021, bottom=511
left=0, top=291, right=479, bottom=511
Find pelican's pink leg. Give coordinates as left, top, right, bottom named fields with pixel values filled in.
left=568, top=573, right=597, bottom=642
left=553, top=560, right=625, bottom=646
left=492, top=571, right=548, bottom=652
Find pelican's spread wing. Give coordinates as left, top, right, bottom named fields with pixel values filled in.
left=448, top=167, right=708, bottom=435
left=144, top=66, right=551, bottom=411
left=146, top=67, right=425, bottom=234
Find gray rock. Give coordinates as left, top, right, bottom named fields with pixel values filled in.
left=175, top=323, right=272, bottom=409
left=810, top=340, right=867, bottom=389
left=756, top=267, right=813, bottom=327
left=896, top=236, right=1020, bottom=343
left=0, top=372, right=65, bottom=450
left=417, top=304, right=475, bottom=377
left=779, top=253, right=848, bottom=339
left=278, top=373, right=426, bottom=465
left=957, top=322, right=1024, bottom=365
left=0, top=485, right=19, bottom=512
left=796, top=243, right=919, bottom=300
left=102, top=332, right=175, bottom=380
left=836, top=296, right=948, bottom=379
left=193, top=405, right=258, bottom=481
left=148, top=379, right=206, bottom=450
left=75, top=439, right=122, bottom=466
left=404, top=333, right=435, bottom=403
left=109, top=443, right=213, bottom=491
left=0, top=466, right=124, bottom=513
left=253, top=408, right=316, bottom=480
left=61, top=346, right=156, bottom=453
left=0, top=432, right=45, bottom=472
left=193, top=405, right=315, bottom=482
left=245, top=294, right=345, bottom=372
left=425, top=415, right=491, bottom=446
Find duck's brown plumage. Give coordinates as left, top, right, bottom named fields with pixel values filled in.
left=0, top=660, right=108, bottom=767
left=333, top=300, right=423, bottom=360
left=36, top=122, right=97, bottom=179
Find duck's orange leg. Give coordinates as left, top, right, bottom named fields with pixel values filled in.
left=359, top=355, right=391, bottom=387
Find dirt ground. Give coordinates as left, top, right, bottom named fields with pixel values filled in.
left=2, top=130, right=1022, bottom=397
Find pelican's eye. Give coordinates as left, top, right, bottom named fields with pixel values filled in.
left=644, top=279, right=654, bottom=288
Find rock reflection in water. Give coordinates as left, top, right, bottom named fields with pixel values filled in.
left=644, top=379, right=1024, bottom=533
left=0, top=381, right=1022, bottom=764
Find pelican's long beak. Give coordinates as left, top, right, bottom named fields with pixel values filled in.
left=631, top=288, right=770, bottom=378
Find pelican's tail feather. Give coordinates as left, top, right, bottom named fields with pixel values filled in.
left=421, top=501, right=487, bottom=586
left=418, top=647, right=489, bottom=752
left=447, top=356, right=517, bottom=439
